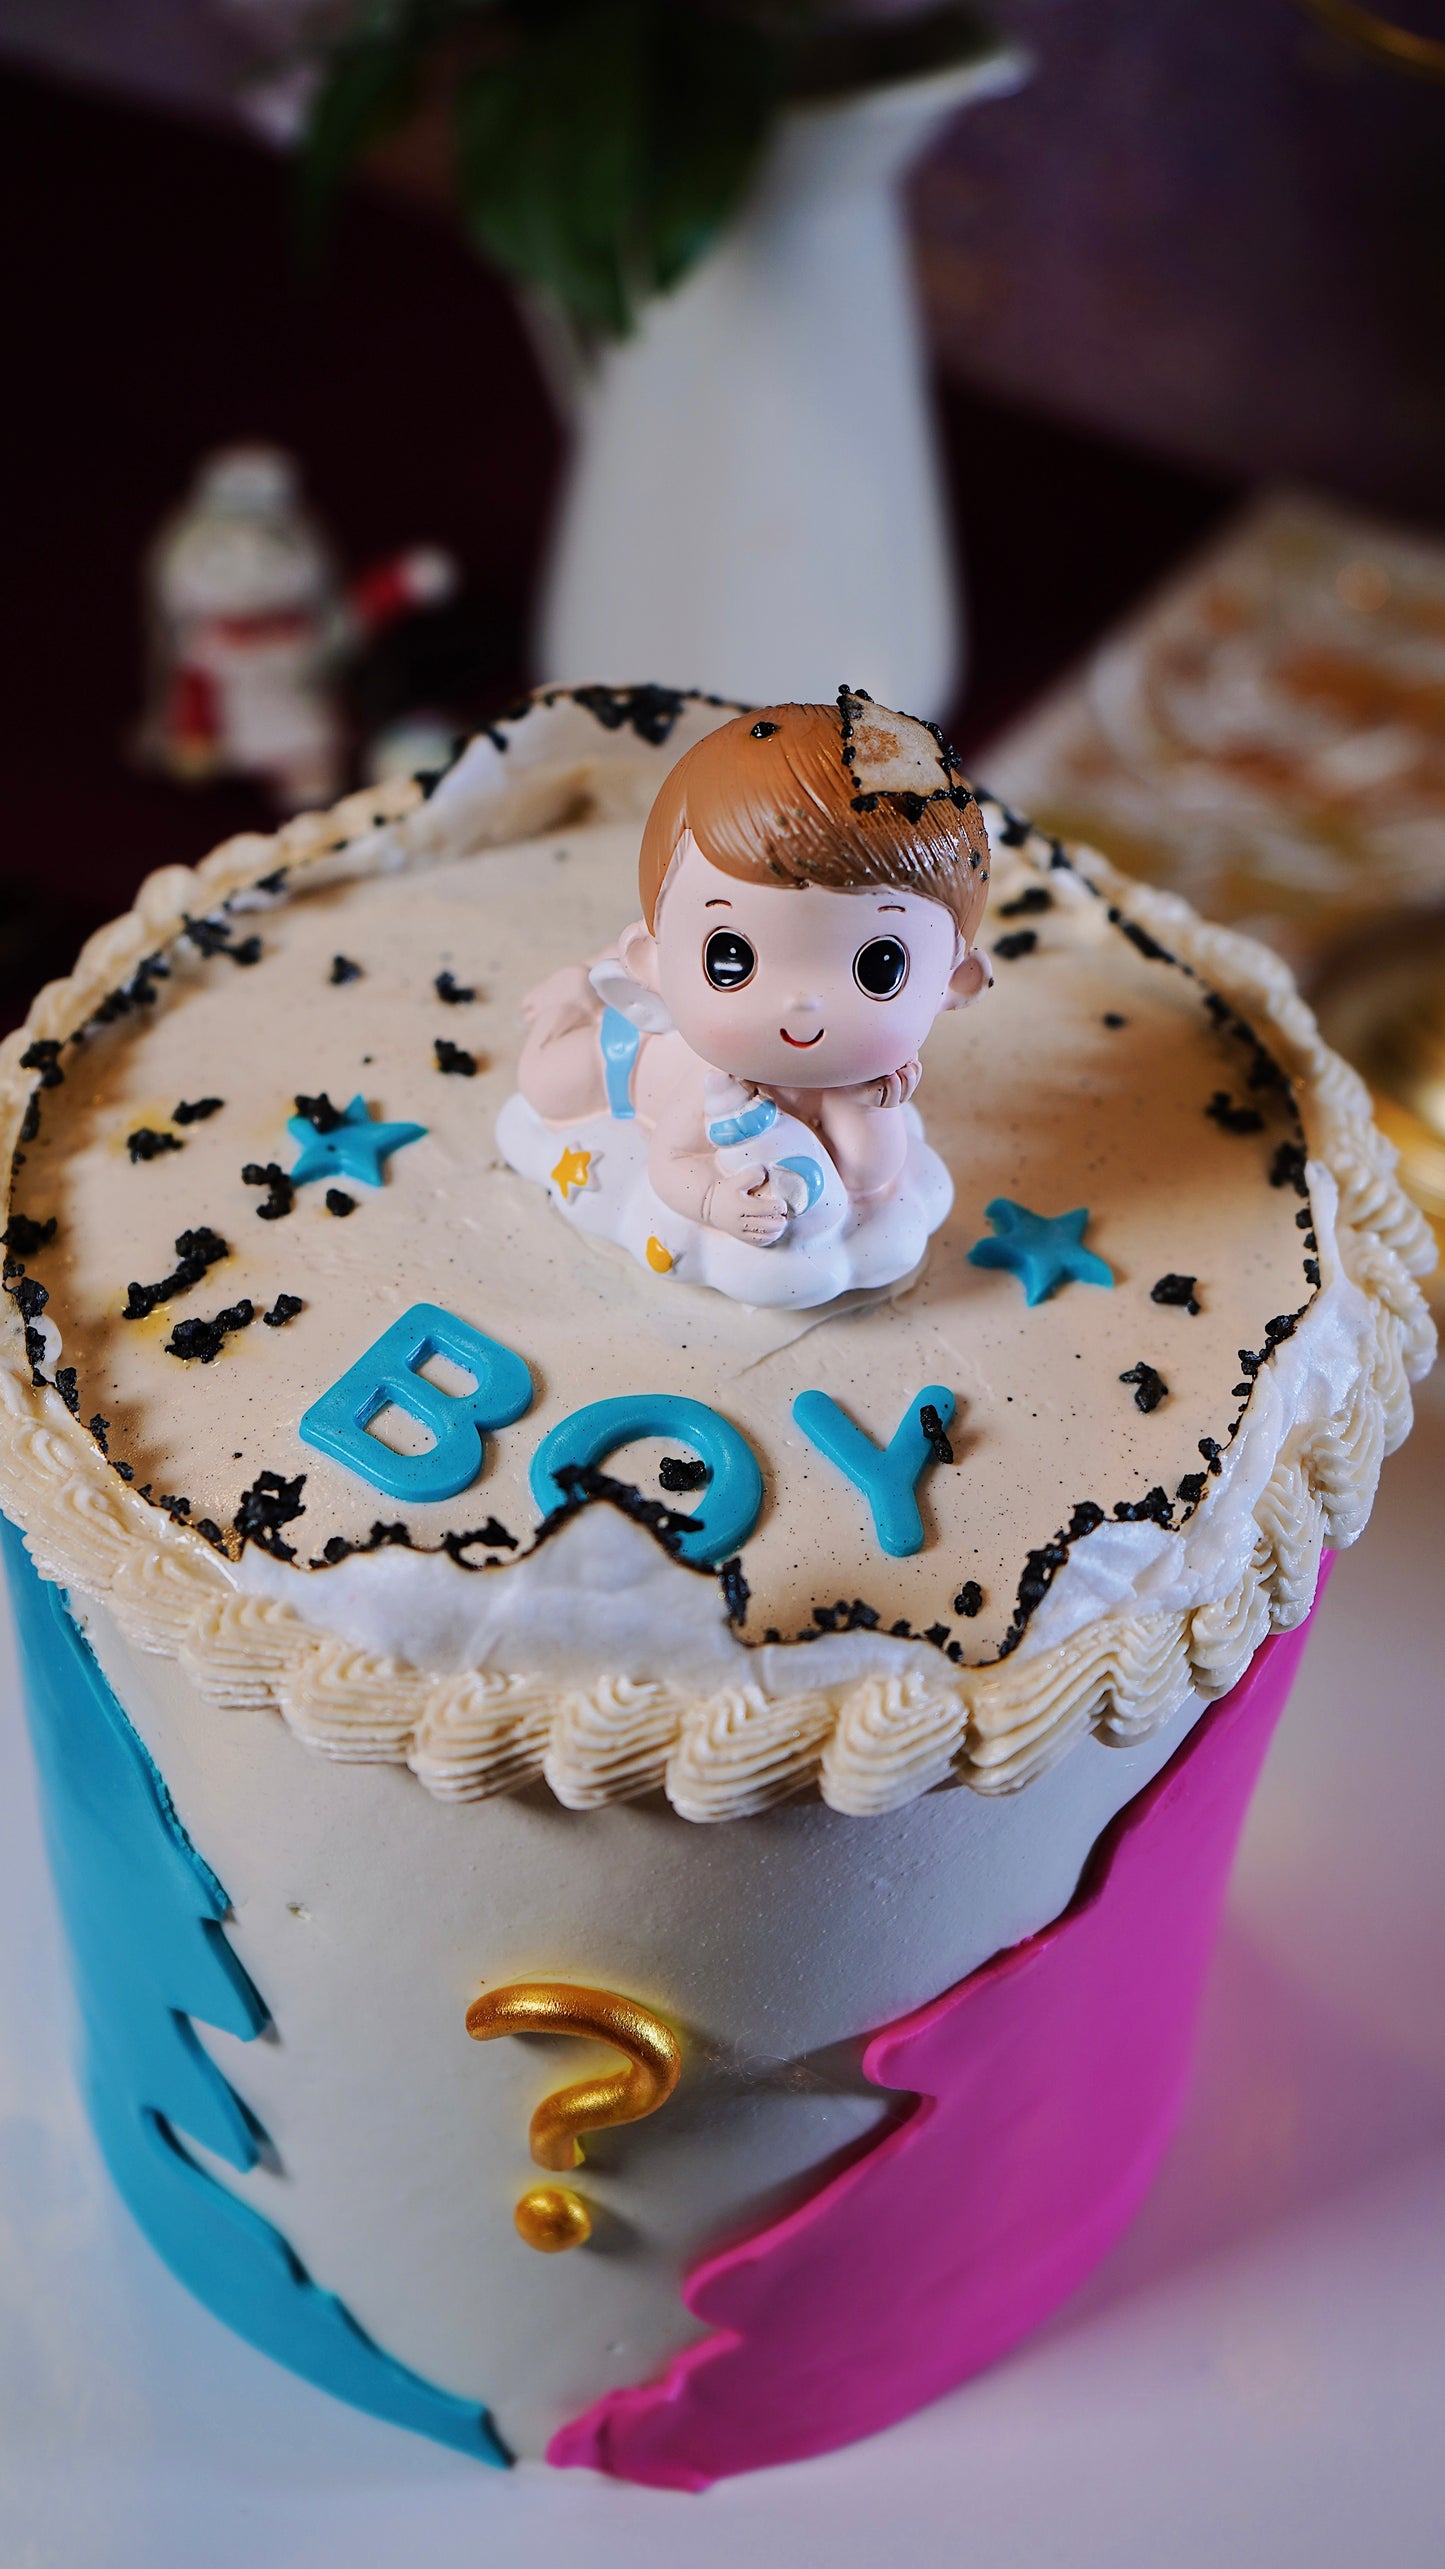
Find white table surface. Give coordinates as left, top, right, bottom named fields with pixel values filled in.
left=3, top=1371, right=1443, bottom=2569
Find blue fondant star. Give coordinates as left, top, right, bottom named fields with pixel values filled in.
left=287, top=1094, right=427, bottom=1190
left=967, top=1199, right=1114, bottom=1306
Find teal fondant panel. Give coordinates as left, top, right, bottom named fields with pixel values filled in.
left=1, top=1519, right=508, bottom=2467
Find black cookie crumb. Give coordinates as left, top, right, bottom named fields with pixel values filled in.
left=11, top=1274, right=47, bottom=1331
left=330, top=955, right=364, bottom=985
left=194, top=1519, right=229, bottom=1551
left=550, top=1460, right=701, bottom=1561
left=720, top=1557, right=750, bottom=1626
left=3, top=1213, right=56, bottom=1257
left=325, top=1188, right=356, bottom=1216
left=1014, top=1539, right=1068, bottom=1626
left=434, top=1038, right=477, bottom=1077
left=919, top=1402, right=954, bottom=1465
left=570, top=682, right=693, bottom=747
left=88, top=1413, right=109, bottom=1453
left=1103, top=1012, right=1127, bottom=1029
left=1109, top=910, right=1176, bottom=966
left=127, top=1127, right=183, bottom=1163
left=1270, top=1140, right=1309, bottom=1196
left=1176, top=1471, right=1208, bottom=1505
left=242, top=1162, right=296, bottom=1221
left=165, top=1300, right=255, bottom=1362
left=263, top=1293, right=304, bottom=1327
left=295, top=1093, right=346, bottom=1133
left=1303, top=1257, right=1320, bottom=1286
left=659, top=1455, right=710, bottom=1492
left=53, top=1364, right=79, bottom=1415
left=997, top=885, right=1053, bottom=920
left=1205, top=1092, right=1264, bottom=1136
left=183, top=912, right=262, bottom=966
left=435, top=970, right=476, bottom=1005
left=19, top=1039, right=64, bottom=1089
left=173, top=1097, right=224, bottom=1125
left=85, top=952, right=170, bottom=1030
left=953, top=1581, right=983, bottom=1617
left=235, top=1467, right=307, bottom=1560
left=1151, top=1272, right=1201, bottom=1314
left=994, top=929, right=1038, bottom=962
left=1113, top=1485, right=1174, bottom=1524
left=1199, top=1436, right=1223, bottom=1474
left=1120, top=1360, right=1168, bottom=1413
left=806, top=1599, right=883, bottom=1637
left=440, top=1518, right=518, bottom=1565
left=123, top=1226, right=228, bottom=1320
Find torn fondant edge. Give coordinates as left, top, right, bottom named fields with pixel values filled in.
left=0, top=691, right=1433, bottom=1822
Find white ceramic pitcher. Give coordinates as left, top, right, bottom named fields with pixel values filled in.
left=534, top=42, right=1028, bottom=721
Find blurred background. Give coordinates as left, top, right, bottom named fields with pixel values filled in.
left=3, top=0, right=1445, bottom=1251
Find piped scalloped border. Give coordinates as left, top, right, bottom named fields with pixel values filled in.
left=0, top=694, right=1434, bottom=1822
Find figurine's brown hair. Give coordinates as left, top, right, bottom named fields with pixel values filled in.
left=638, top=701, right=990, bottom=943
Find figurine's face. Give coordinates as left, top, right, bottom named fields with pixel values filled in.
left=639, top=835, right=977, bottom=1089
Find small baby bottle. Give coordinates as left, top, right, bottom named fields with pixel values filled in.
left=702, top=1074, right=838, bottom=1236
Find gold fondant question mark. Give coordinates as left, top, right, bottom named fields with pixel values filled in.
left=465, top=1981, right=682, bottom=2253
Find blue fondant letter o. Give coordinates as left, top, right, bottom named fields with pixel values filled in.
left=529, top=1395, right=763, bottom=1567
left=300, top=1304, right=533, bottom=1505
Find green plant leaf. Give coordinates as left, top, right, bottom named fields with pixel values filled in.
left=302, top=0, right=803, bottom=330
left=454, top=0, right=793, bottom=336
left=298, top=1, right=500, bottom=259
left=643, top=7, right=795, bottom=297
left=455, top=2, right=650, bottom=338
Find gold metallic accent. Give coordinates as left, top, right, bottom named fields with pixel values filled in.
left=549, top=1144, right=593, bottom=1200
left=514, top=2185, right=593, bottom=2253
left=1292, top=0, right=1445, bottom=79
left=466, top=1981, right=683, bottom=2251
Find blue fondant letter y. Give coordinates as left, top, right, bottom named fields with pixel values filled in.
left=792, top=1385, right=956, bottom=1558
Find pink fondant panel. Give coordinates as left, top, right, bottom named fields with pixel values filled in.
left=550, top=1588, right=1326, bottom=2489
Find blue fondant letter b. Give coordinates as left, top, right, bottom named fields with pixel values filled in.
left=300, top=1304, right=533, bottom=1504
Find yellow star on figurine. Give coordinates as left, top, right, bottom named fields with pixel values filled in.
left=551, top=1144, right=593, bottom=1201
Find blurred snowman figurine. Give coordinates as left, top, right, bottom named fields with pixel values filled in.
left=140, top=445, right=455, bottom=812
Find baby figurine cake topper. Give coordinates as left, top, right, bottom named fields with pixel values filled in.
left=496, top=691, right=992, bottom=1308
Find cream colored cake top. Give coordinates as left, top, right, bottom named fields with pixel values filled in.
left=0, top=690, right=1433, bottom=1817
